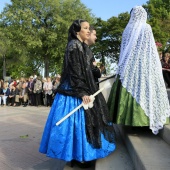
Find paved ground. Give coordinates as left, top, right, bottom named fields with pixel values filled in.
left=0, top=106, right=66, bottom=170
left=0, top=105, right=133, bottom=170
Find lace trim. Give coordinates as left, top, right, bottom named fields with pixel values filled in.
left=117, top=6, right=170, bottom=134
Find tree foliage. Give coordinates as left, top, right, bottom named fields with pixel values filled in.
left=0, top=0, right=95, bottom=78
left=93, top=0, right=170, bottom=65
left=93, top=13, right=129, bottom=64
left=143, top=0, right=170, bottom=52
left=0, top=0, right=170, bottom=78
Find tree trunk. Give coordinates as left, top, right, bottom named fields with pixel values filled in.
left=44, top=55, right=49, bottom=77
left=3, top=55, right=6, bottom=79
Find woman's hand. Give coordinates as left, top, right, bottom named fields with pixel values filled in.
left=162, top=68, right=168, bottom=71
left=82, top=95, right=91, bottom=104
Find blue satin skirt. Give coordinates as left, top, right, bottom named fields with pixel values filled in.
left=39, top=93, right=116, bottom=161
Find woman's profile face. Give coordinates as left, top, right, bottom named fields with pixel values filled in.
left=77, top=21, right=90, bottom=42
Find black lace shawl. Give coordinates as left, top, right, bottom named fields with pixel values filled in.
left=56, top=39, right=115, bottom=148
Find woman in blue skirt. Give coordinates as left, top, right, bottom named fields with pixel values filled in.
left=39, top=19, right=116, bottom=166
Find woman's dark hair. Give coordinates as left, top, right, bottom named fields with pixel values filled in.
left=130, top=8, right=133, bottom=15
left=68, top=19, right=87, bottom=41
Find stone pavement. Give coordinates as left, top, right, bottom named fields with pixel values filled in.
left=0, top=105, right=133, bottom=170
left=0, top=106, right=66, bottom=170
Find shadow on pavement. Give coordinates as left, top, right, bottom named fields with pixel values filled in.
left=29, top=159, right=66, bottom=170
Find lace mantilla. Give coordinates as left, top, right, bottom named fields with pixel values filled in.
left=129, top=6, right=147, bottom=24
left=117, top=6, right=170, bottom=134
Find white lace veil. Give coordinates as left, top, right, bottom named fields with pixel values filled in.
left=117, top=6, right=170, bottom=134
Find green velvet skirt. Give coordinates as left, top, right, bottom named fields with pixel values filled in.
left=107, top=77, right=169, bottom=126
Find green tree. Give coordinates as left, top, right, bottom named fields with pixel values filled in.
left=0, top=0, right=95, bottom=77
left=0, top=29, right=11, bottom=79
left=93, top=13, right=129, bottom=64
left=93, top=0, right=170, bottom=66
left=143, top=0, right=170, bottom=52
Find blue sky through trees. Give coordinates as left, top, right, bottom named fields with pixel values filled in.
left=0, top=0, right=148, bottom=20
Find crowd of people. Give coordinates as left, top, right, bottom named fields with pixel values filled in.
left=1, top=51, right=169, bottom=109
left=0, top=75, right=61, bottom=107
left=0, top=63, right=106, bottom=108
